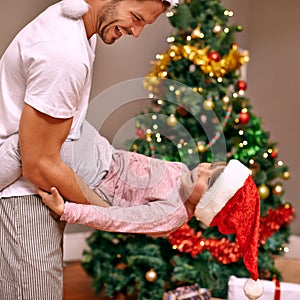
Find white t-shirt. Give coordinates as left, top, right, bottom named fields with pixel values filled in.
left=0, top=2, right=96, bottom=196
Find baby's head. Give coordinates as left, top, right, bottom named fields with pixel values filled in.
left=181, top=161, right=226, bottom=207
left=189, top=159, right=262, bottom=296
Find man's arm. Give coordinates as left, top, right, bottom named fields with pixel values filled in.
left=19, top=103, right=109, bottom=206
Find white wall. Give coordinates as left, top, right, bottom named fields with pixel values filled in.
left=1, top=0, right=299, bottom=235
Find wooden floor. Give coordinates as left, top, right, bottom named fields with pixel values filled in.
left=63, top=261, right=136, bottom=300
left=63, top=261, right=221, bottom=300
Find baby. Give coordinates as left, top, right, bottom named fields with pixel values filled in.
left=0, top=120, right=226, bottom=236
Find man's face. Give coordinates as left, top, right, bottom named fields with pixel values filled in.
left=96, top=0, right=166, bottom=44
left=181, top=163, right=212, bottom=204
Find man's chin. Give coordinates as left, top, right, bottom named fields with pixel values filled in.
left=99, top=32, right=119, bottom=44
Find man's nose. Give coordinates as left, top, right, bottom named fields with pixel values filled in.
left=130, top=24, right=145, bottom=38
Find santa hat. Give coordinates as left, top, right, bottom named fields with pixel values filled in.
left=61, top=0, right=178, bottom=20
left=195, top=159, right=264, bottom=299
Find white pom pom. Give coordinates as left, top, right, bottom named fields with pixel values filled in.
left=243, top=278, right=264, bottom=300
left=61, top=0, right=89, bottom=19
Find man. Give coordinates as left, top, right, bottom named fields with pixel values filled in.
left=0, top=0, right=176, bottom=299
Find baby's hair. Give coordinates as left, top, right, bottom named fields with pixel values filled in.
left=207, top=162, right=226, bottom=189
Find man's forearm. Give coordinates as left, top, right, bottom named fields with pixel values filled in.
left=75, top=175, right=110, bottom=207
left=25, top=158, right=109, bottom=206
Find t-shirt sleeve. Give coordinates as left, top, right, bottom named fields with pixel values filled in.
left=21, top=41, right=88, bottom=118
left=0, top=133, right=22, bottom=191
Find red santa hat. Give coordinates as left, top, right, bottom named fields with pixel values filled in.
left=61, top=0, right=178, bottom=20
left=194, top=159, right=264, bottom=299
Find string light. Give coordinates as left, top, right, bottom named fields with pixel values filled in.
left=167, top=36, right=175, bottom=43
left=277, top=160, right=284, bottom=166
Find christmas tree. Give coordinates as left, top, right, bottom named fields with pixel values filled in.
left=82, top=0, right=295, bottom=299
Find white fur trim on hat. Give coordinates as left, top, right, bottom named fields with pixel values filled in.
left=61, top=0, right=89, bottom=19
left=194, top=159, right=251, bottom=226
left=165, top=0, right=179, bottom=8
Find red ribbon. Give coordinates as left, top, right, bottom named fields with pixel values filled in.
left=273, top=278, right=280, bottom=300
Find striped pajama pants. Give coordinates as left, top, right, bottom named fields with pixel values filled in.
left=0, top=195, right=66, bottom=299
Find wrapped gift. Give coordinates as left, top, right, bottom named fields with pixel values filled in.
left=228, top=275, right=300, bottom=300
left=163, top=284, right=211, bottom=300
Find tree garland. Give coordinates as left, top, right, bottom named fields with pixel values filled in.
left=148, top=44, right=249, bottom=78
left=168, top=203, right=294, bottom=264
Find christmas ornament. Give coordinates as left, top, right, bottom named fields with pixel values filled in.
left=269, top=149, right=277, bottom=159
left=282, top=171, right=291, bottom=180
left=237, top=80, right=247, bottom=91
left=203, top=99, right=214, bottom=110
left=145, top=269, right=157, bottom=282
left=232, top=42, right=238, bottom=50
left=272, top=183, right=283, bottom=196
left=258, top=184, right=270, bottom=199
left=236, top=25, right=244, bottom=32
left=176, top=104, right=189, bottom=116
left=166, top=114, right=178, bottom=126
left=208, top=51, right=221, bottom=62
left=136, top=128, right=144, bottom=137
left=239, top=111, right=250, bottom=124
left=196, top=141, right=207, bottom=153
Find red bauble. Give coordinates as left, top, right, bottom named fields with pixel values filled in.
left=237, top=80, right=247, bottom=91
left=232, top=42, right=238, bottom=49
left=176, top=105, right=189, bottom=116
left=270, top=151, right=277, bottom=159
left=239, top=111, right=250, bottom=124
left=208, top=51, right=221, bottom=62
left=136, top=129, right=144, bottom=137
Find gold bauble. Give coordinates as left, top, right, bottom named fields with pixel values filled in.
left=272, top=183, right=283, bottom=196
left=258, top=184, right=270, bottom=200
left=197, top=141, right=207, bottom=153
left=282, top=171, right=291, bottom=180
left=167, top=114, right=178, bottom=127
left=145, top=269, right=157, bottom=282
left=203, top=99, right=215, bottom=110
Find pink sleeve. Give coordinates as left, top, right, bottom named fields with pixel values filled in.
left=61, top=200, right=189, bottom=237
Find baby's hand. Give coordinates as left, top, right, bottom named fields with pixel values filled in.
left=37, top=187, right=64, bottom=216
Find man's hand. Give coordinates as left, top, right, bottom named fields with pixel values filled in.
left=37, top=187, right=65, bottom=216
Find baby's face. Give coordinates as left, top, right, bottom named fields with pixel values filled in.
left=181, top=163, right=211, bottom=204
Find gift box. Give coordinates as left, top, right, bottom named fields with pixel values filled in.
left=163, top=284, right=211, bottom=300
left=227, top=275, right=300, bottom=300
